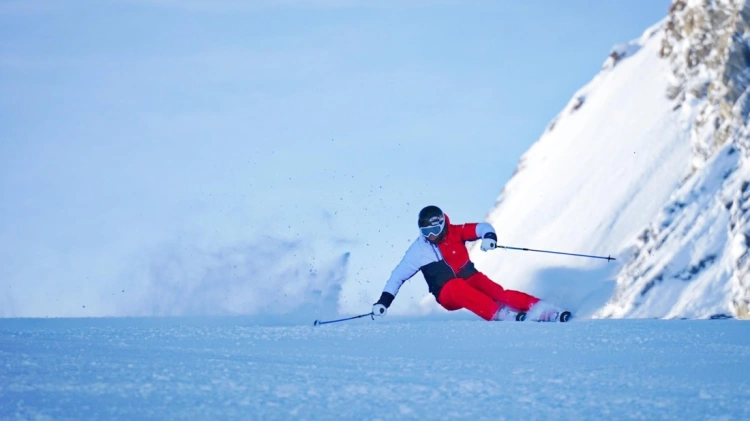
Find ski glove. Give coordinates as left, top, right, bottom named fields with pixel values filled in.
left=372, top=292, right=394, bottom=317
left=372, top=304, right=387, bottom=317
left=480, top=232, right=497, bottom=251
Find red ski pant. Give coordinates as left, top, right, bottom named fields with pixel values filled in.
left=437, top=272, right=540, bottom=321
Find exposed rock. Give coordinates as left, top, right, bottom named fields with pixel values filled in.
left=604, top=0, right=750, bottom=319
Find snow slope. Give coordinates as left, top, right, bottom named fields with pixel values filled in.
left=477, top=0, right=750, bottom=319
left=597, top=0, right=750, bottom=319
left=599, top=142, right=748, bottom=319
left=473, top=22, right=692, bottom=316
left=1, top=317, right=748, bottom=420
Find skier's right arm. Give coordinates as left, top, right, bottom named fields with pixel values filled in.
left=373, top=243, right=421, bottom=316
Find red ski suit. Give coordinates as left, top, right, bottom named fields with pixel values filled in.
left=379, top=215, right=539, bottom=320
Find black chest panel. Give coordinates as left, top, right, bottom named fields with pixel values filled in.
left=421, top=261, right=478, bottom=297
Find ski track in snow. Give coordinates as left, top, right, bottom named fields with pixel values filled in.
left=1, top=317, right=749, bottom=420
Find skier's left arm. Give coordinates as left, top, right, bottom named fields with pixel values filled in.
left=372, top=242, right=422, bottom=316
left=458, top=222, right=497, bottom=251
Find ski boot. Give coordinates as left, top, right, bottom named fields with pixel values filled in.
left=492, top=306, right=522, bottom=321
left=525, top=301, right=572, bottom=322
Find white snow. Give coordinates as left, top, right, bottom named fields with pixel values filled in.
left=471, top=22, right=718, bottom=318
left=598, top=141, right=748, bottom=319
left=1, top=317, right=748, bottom=419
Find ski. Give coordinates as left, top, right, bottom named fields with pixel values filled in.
left=516, top=310, right=572, bottom=322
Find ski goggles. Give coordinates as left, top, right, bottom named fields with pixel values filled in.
left=419, top=219, right=445, bottom=237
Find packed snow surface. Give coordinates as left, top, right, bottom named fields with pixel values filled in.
left=2, top=317, right=748, bottom=420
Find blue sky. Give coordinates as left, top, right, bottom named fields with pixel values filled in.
left=0, top=0, right=671, bottom=316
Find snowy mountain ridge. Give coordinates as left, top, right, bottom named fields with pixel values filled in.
left=478, top=0, right=750, bottom=319
left=601, top=0, right=750, bottom=319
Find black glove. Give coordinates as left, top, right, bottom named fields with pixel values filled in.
left=372, top=292, right=395, bottom=317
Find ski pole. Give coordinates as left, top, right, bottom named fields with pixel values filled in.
left=313, top=312, right=373, bottom=326
left=497, top=245, right=616, bottom=261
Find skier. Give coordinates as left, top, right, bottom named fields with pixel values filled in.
left=372, top=206, right=570, bottom=322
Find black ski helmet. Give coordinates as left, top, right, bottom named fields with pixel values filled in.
left=418, top=205, right=446, bottom=240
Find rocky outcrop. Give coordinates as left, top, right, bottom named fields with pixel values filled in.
left=601, top=0, right=750, bottom=318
